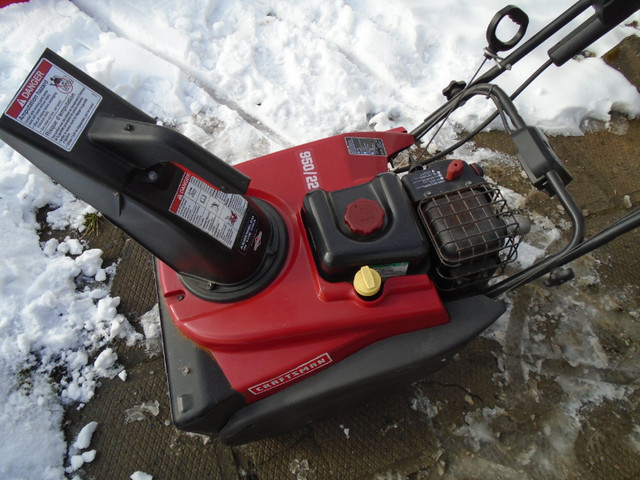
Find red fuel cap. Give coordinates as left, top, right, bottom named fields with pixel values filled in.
left=344, top=198, right=385, bottom=236
left=446, top=159, right=465, bottom=181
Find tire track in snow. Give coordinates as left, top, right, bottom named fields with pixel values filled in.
left=266, top=7, right=428, bottom=123
left=179, top=78, right=295, bottom=148
left=281, top=14, right=401, bottom=90
left=71, top=1, right=295, bottom=149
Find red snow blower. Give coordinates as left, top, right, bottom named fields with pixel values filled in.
left=1, top=0, right=639, bottom=445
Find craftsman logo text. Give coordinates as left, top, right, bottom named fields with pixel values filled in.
left=248, top=353, right=333, bottom=395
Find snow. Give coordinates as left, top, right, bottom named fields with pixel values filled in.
left=66, top=421, right=98, bottom=473
left=124, top=400, right=160, bottom=424
left=130, top=472, right=153, bottom=480
left=72, top=421, right=98, bottom=450
left=289, top=459, right=314, bottom=480
left=0, top=0, right=638, bottom=478
left=139, top=304, right=162, bottom=354
left=454, top=407, right=506, bottom=452
left=93, top=347, right=118, bottom=375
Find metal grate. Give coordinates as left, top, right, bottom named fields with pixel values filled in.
left=419, top=183, right=521, bottom=290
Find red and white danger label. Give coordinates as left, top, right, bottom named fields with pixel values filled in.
left=4, top=58, right=102, bottom=152
left=170, top=172, right=248, bottom=249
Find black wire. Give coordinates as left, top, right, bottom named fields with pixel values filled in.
left=396, top=58, right=555, bottom=173
left=411, top=57, right=489, bottom=168
left=483, top=169, right=586, bottom=297
left=496, top=101, right=514, bottom=134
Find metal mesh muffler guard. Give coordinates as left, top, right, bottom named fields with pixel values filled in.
left=419, top=183, right=521, bottom=290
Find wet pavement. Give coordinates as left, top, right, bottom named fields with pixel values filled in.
left=63, top=37, right=640, bottom=479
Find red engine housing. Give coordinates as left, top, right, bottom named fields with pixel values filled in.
left=156, top=128, right=450, bottom=402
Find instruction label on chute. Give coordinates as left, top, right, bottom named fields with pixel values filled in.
left=170, top=172, right=248, bottom=249
left=4, top=58, right=102, bottom=152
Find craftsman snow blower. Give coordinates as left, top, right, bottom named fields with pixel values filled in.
left=1, top=0, right=639, bottom=445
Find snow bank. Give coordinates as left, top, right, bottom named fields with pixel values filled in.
left=0, top=141, right=141, bottom=478
left=68, top=0, right=640, bottom=144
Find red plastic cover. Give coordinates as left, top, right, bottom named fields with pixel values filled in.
left=157, top=129, right=450, bottom=402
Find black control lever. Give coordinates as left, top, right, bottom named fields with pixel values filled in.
left=548, top=0, right=640, bottom=65
left=485, top=5, right=529, bottom=58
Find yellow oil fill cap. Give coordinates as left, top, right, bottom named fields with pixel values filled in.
left=353, top=266, right=382, bottom=297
